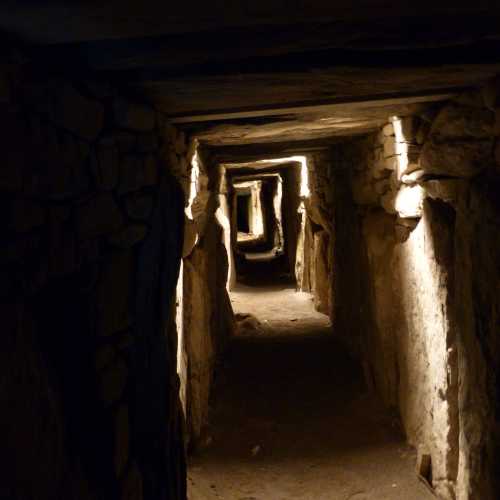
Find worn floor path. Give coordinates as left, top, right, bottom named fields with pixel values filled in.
left=188, top=283, right=433, bottom=500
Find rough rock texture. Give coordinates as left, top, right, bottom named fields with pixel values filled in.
left=2, top=24, right=500, bottom=500
left=177, top=149, right=234, bottom=448
left=311, top=229, right=330, bottom=315
left=297, top=152, right=335, bottom=319
left=0, top=67, right=187, bottom=500
left=360, top=209, right=398, bottom=408
left=454, top=177, right=500, bottom=500
left=341, top=85, right=500, bottom=500
left=330, top=154, right=372, bottom=356
left=182, top=243, right=216, bottom=445
left=420, top=139, right=493, bottom=178
left=392, top=199, right=458, bottom=499
left=282, top=163, right=302, bottom=275
left=420, top=102, right=495, bottom=178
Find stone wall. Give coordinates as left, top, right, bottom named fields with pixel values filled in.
left=454, top=176, right=500, bottom=500
left=0, top=65, right=187, bottom=500
left=341, top=85, right=500, bottom=499
left=281, top=164, right=301, bottom=275
left=297, top=153, right=335, bottom=317
left=330, top=153, right=372, bottom=355
left=175, top=146, right=234, bottom=448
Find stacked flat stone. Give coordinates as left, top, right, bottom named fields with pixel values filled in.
left=1, top=74, right=188, bottom=500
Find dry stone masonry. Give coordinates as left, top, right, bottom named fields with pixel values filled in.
left=2, top=29, right=500, bottom=500
left=341, top=85, right=500, bottom=500
left=1, top=65, right=188, bottom=500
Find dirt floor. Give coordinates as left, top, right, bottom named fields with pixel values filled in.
left=187, top=281, right=434, bottom=500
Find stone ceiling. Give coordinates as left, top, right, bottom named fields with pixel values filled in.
left=183, top=96, right=450, bottom=146
left=3, top=3, right=500, bottom=146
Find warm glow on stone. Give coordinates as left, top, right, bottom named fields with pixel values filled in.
left=186, top=150, right=200, bottom=220
left=215, top=203, right=233, bottom=291
left=392, top=116, right=409, bottom=180
left=395, top=185, right=424, bottom=218
left=252, top=155, right=310, bottom=198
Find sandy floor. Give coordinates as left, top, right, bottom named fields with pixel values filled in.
left=188, top=283, right=434, bottom=500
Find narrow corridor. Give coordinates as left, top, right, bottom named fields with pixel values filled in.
left=4, top=7, right=500, bottom=500
left=188, top=284, right=434, bottom=500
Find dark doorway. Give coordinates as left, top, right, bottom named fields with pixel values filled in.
left=236, top=194, right=250, bottom=233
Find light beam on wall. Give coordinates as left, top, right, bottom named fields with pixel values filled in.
left=395, top=185, right=424, bottom=218
left=253, top=155, right=310, bottom=198
left=298, top=156, right=310, bottom=198
left=175, top=260, right=187, bottom=413
left=274, top=175, right=284, bottom=252
left=185, top=150, right=200, bottom=220
left=392, top=116, right=409, bottom=179
left=392, top=116, right=423, bottom=218
left=215, top=203, right=234, bottom=291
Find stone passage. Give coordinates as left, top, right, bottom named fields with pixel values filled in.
left=188, top=281, right=434, bottom=500
left=2, top=8, right=500, bottom=500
